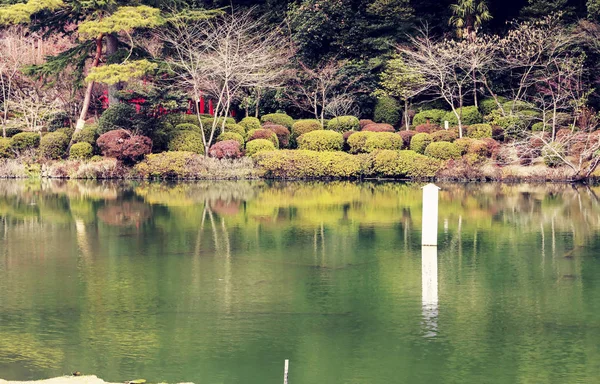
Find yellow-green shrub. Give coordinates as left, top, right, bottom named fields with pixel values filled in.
left=410, top=132, right=432, bottom=154
left=69, top=142, right=94, bottom=159
left=424, top=142, right=461, bottom=160
left=10, top=132, right=40, bottom=151
left=261, top=113, right=294, bottom=129
left=134, top=151, right=198, bottom=178
left=372, top=150, right=442, bottom=178
left=224, top=123, right=246, bottom=138
left=217, top=132, right=244, bottom=146
left=175, top=123, right=201, bottom=132
left=0, top=137, right=12, bottom=158
left=454, top=138, right=473, bottom=155
left=73, top=125, right=98, bottom=146
left=327, top=116, right=360, bottom=132
left=40, top=132, right=69, bottom=159
left=412, top=109, right=446, bottom=126
left=466, top=123, right=492, bottom=139
left=347, top=131, right=374, bottom=154
left=443, top=106, right=482, bottom=125
left=246, top=139, right=276, bottom=156
left=254, top=150, right=363, bottom=178
left=292, top=119, right=322, bottom=139
left=431, top=129, right=458, bottom=142
left=239, top=116, right=261, bottom=131
left=297, top=130, right=343, bottom=151
left=168, top=131, right=205, bottom=154
left=363, top=132, right=403, bottom=152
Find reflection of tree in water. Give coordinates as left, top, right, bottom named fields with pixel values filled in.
left=210, top=198, right=240, bottom=216
left=97, top=201, right=151, bottom=227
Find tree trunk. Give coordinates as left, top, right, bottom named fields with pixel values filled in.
left=254, top=88, right=261, bottom=118
left=404, top=98, right=410, bottom=130
left=472, top=67, right=478, bottom=108
left=106, top=33, right=120, bottom=107
left=73, top=35, right=103, bottom=138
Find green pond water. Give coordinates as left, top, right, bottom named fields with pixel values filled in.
left=1, top=180, right=600, bottom=384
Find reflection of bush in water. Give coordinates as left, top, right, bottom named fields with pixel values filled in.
left=97, top=201, right=151, bottom=227
left=211, top=199, right=240, bottom=216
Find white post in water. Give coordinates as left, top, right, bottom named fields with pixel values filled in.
left=283, top=359, right=289, bottom=384
left=422, top=183, right=440, bottom=246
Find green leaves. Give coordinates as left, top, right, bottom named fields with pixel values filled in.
left=0, top=0, right=64, bottom=25
left=78, top=5, right=163, bottom=39
left=85, top=59, right=157, bottom=84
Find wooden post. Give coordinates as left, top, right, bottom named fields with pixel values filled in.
left=283, top=359, right=289, bottom=384
left=422, top=184, right=440, bottom=246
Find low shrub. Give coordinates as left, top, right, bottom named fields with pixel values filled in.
left=292, top=119, right=322, bottom=137
left=265, top=124, right=291, bottom=148
left=168, top=130, right=205, bottom=155
left=362, top=123, right=395, bottom=132
left=297, top=130, right=343, bottom=151
left=531, top=122, right=547, bottom=132
left=374, top=96, right=400, bottom=126
left=254, top=150, right=363, bottom=179
left=424, top=142, right=461, bottom=160
left=347, top=131, right=374, bottom=154
left=239, top=116, right=261, bottom=131
left=466, top=139, right=491, bottom=158
left=97, top=129, right=153, bottom=163
left=443, top=106, right=483, bottom=126
left=97, top=103, right=137, bottom=134
left=359, top=119, right=375, bottom=129
left=11, top=132, right=40, bottom=151
left=73, top=125, right=99, bottom=146
left=47, top=111, right=71, bottom=132
left=174, top=123, right=201, bottom=133
left=0, top=138, right=12, bottom=158
left=431, top=129, right=458, bottom=142
left=246, top=139, right=276, bottom=156
left=209, top=140, right=243, bottom=159
left=412, top=109, right=446, bottom=126
left=542, top=142, right=565, bottom=167
left=372, top=150, right=442, bottom=178
left=56, top=127, right=75, bottom=138
left=5, top=128, right=23, bottom=137
left=261, top=113, right=294, bottom=129
left=466, top=123, right=492, bottom=139
left=364, top=132, right=404, bottom=152
left=135, top=151, right=198, bottom=179
left=327, top=116, right=360, bottom=132
left=397, top=130, right=417, bottom=149
left=453, top=138, right=473, bottom=155
left=40, top=131, right=69, bottom=159
left=217, top=132, right=245, bottom=147
left=200, top=117, right=236, bottom=128
left=69, top=142, right=94, bottom=159
left=479, top=97, right=506, bottom=116
left=410, top=132, right=433, bottom=154
left=224, top=123, right=246, bottom=138
left=247, top=129, right=279, bottom=148
left=415, top=124, right=439, bottom=133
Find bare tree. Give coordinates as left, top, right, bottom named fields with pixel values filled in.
left=162, top=11, right=293, bottom=154
left=323, top=95, right=359, bottom=119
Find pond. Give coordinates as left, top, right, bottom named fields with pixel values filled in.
left=1, top=180, right=599, bottom=383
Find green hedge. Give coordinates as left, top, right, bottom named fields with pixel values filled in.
left=466, top=123, right=492, bottom=139
left=97, top=103, right=137, bottom=134
left=424, top=142, right=461, bottom=160
left=479, top=97, right=506, bottom=116
left=217, top=132, right=245, bottom=146
left=374, top=96, right=400, bottom=126
left=224, top=123, right=246, bottom=138
left=443, top=106, right=482, bottom=126
left=431, top=130, right=458, bottom=142
left=410, top=132, right=432, bottom=154
left=168, top=131, right=205, bottom=154
left=412, top=109, right=446, bottom=126
left=175, top=123, right=201, bottom=133
left=254, top=150, right=363, bottom=178
left=134, top=151, right=197, bottom=179
left=73, top=125, right=99, bottom=146
left=40, top=131, right=69, bottom=159
left=372, top=150, right=442, bottom=178
left=292, top=119, right=322, bottom=139
left=11, top=132, right=40, bottom=151
left=347, top=131, right=374, bottom=154
left=327, top=116, right=360, bottom=132
left=239, top=117, right=261, bottom=131
left=0, top=137, right=12, bottom=158
left=246, top=139, right=276, bottom=156
left=261, top=113, right=294, bottom=129
left=69, top=142, right=94, bottom=159
left=297, top=130, right=343, bottom=151
left=364, top=132, right=403, bottom=153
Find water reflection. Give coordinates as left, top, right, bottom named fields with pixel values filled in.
left=421, top=246, right=438, bottom=338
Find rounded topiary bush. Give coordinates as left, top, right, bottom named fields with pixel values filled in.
left=347, top=131, right=374, bottom=154
left=174, top=123, right=201, bottom=133
left=443, top=106, right=483, bottom=126
left=374, top=96, right=400, bottom=126
left=479, top=97, right=506, bottom=116
left=412, top=109, right=446, bottom=126
left=217, top=132, right=245, bottom=147
left=415, top=124, right=439, bottom=133
left=431, top=129, right=458, bottom=142
left=466, top=139, right=492, bottom=158
left=46, top=111, right=71, bottom=132
left=364, top=132, right=403, bottom=153
left=453, top=138, right=474, bottom=155
left=0, top=137, right=13, bottom=158
left=168, top=130, right=205, bottom=155
left=261, top=113, right=293, bottom=129
left=98, top=103, right=137, bottom=134
left=224, top=123, right=246, bottom=138
left=397, top=130, right=417, bottom=149
left=297, top=130, right=343, bottom=151
left=73, top=125, right=98, bottom=146
left=40, top=131, right=69, bottom=159
left=5, top=128, right=23, bottom=138
left=424, top=142, right=461, bottom=160
left=97, top=129, right=153, bottom=163
left=371, top=150, right=442, bottom=178
left=359, top=119, right=375, bottom=129
left=265, top=124, right=291, bottom=148
left=11, top=132, right=40, bottom=151
left=410, top=132, right=433, bottom=154
left=209, top=140, right=243, bottom=159
left=542, top=142, right=565, bottom=167
left=246, top=139, right=276, bottom=156
left=292, top=119, right=322, bottom=139
left=327, top=116, right=360, bottom=132
left=239, top=116, right=261, bottom=131
left=247, top=128, right=279, bottom=148
left=466, top=123, right=492, bottom=139
left=362, top=123, right=395, bottom=132
left=69, top=142, right=94, bottom=159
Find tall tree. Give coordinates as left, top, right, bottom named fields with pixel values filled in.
left=449, top=0, right=492, bottom=40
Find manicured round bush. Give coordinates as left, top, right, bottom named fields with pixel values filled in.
left=424, top=142, right=461, bottom=160
left=168, top=130, right=205, bottom=155
left=69, top=142, right=94, bottom=159
left=11, top=132, right=40, bottom=151
left=265, top=124, right=291, bottom=148
left=412, top=109, right=446, bottom=126
left=410, top=132, right=433, bottom=154
left=134, top=151, right=198, bottom=179
left=261, top=113, right=293, bottom=129
left=431, top=129, right=458, bottom=142
left=466, top=139, right=491, bottom=157
left=363, top=132, right=403, bottom=153
left=374, top=96, right=400, bottom=126
left=98, top=103, right=137, bottom=134
left=372, top=150, right=442, bottom=178
left=415, top=124, right=438, bottom=133
left=121, top=136, right=153, bottom=163
left=297, top=130, right=343, bottom=151
left=246, top=139, right=276, bottom=156
left=239, top=116, right=261, bottom=131
left=209, top=140, right=243, bottom=159
left=397, top=130, right=417, bottom=149
left=542, top=142, right=565, bottom=167
left=0, top=137, right=12, bottom=158
left=247, top=129, right=279, bottom=148
left=327, top=116, right=360, bottom=132
left=5, top=128, right=22, bottom=137
left=453, top=138, right=473, bottom=155
left=73, top=125, right=98, bottom=146
left=97, top=129, right=153, bottom=163
left=200, top=117, right=236, bottom=127
left=254, top=150, right=363, bottom=179
left=292, top=119, right=322, bottom=139
left=175, top=123, right=201, bottom=132
left=217, top=132, right=245, bottom=147
left=224, top=123, right=246, bottom=138
left=443, top=106, right=483, bottom=126
left=347, top=131, right=375, bottom=154
left=479, top=97, right=506, bottom=116
left=359, top=119, right=375, bottom=129
left=466, top=123, right=492, bottom=139
left=362, top=123, right=395, bottom=132
left=56, top=127, right=75, bottom=139
left=40, top=131, right=69, bottom=159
